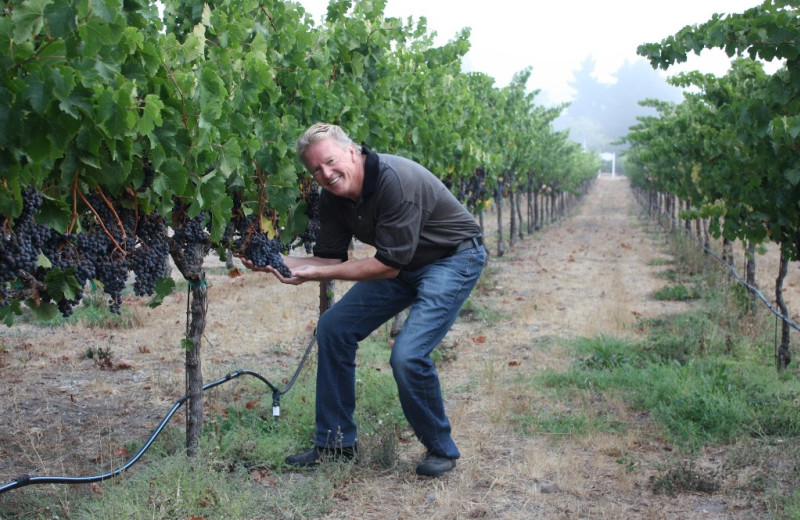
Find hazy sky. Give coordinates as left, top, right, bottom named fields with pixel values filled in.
left=299, top=0, right=763, bottom=105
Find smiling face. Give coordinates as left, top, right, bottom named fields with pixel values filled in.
left=302, top=137, right=365, bottom=201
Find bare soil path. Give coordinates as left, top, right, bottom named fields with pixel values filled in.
left=1, top=176, right=798, bottom=518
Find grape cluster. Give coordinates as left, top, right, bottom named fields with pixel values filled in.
left=41, top=232, right=88, bottom=317
left=1, top=188, right=174, bottom=317
left=239, top=231, right=292, bottom=277
left=457, top=167, right=488, bottom=211
left=1, top=187, right=46, bottom=290
left=221, top=207, right=292, bottom=277
left=172, top=215, right=208, bottom=246
left=81, top=194, right=136, bottom=314
left=129, top=214, right=169, bottom=296
left=0, top=188, right=88, bottom=315
left=95, top=253, right=128, bottom=314
left=300, top=184, right=321, bottom=253
left=168, top=214, right=211, bottom=279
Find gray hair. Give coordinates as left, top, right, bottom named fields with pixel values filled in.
left=296, top=123, right=356, bottom=167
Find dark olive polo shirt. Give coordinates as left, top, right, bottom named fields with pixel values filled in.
left=312, top=146, right=482, bottom=271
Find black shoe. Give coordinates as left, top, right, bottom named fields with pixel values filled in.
left=415, top=452, right=456, bottom=477
left=285, top=445, right=357, bottom=468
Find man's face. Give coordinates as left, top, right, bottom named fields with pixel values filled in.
left=303, top=138, right=362, bottom=201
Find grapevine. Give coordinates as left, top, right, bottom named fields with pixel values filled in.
left=0, top=0, right=599, bottom=320
left=629, top=3, right=800, bottom=369
left=0, top=0, right=599, bottom=458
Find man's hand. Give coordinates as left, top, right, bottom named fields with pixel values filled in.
left=239, top=257, right=305, bottom=285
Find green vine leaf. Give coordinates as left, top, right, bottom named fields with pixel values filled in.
left=148, top=277, right=176, bottom=309
left=139, top=94, right=164, bottom=135
left=44, top=268, right=81, bottom=302
left=0, top=300, right=23, bottom=327
left=27, top=300, right=59, bottom=321
left=12, top=0, right=52, bottom=43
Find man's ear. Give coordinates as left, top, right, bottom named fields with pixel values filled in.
left=349, top=145, right=358, bottom=161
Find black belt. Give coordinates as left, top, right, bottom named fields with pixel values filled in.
left=450, top=235, right=483, bottom=256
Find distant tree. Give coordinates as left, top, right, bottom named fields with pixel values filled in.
left=556, top=57, right=683, bottom=154
left=564, top=116, right=610, bottom=152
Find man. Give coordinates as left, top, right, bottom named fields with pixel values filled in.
left=244, top=122, right=485, bottom=477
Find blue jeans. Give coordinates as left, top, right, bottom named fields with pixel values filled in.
left=313, top=244, right=485, bottom=459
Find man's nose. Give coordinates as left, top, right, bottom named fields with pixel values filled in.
left=315, top=165, right=334, bottom=180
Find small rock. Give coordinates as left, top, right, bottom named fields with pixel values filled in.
left=692, top=501, right=726, bottom=514
left=540, top=481, right=560, bottom=494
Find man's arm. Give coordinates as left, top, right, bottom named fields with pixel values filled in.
left=291, top=256, right=399, bottom=282
left=242, top=254, right=398, bottom=285
left=282, top=255, right=341, bottom=270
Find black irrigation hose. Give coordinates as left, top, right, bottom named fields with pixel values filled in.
left=700, top=244, right=800, bottom=334
left=0, top=334, right=317, bottom=495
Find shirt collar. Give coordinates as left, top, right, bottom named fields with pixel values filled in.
left=361, top=145, right=379, bottom=198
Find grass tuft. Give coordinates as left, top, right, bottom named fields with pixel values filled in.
left=651, top=459, right=720, bottom=495
left=652, top=284, right=700, bottom=301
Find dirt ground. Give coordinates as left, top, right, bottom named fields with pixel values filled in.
left=1, top=175, right=799, bottom=518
